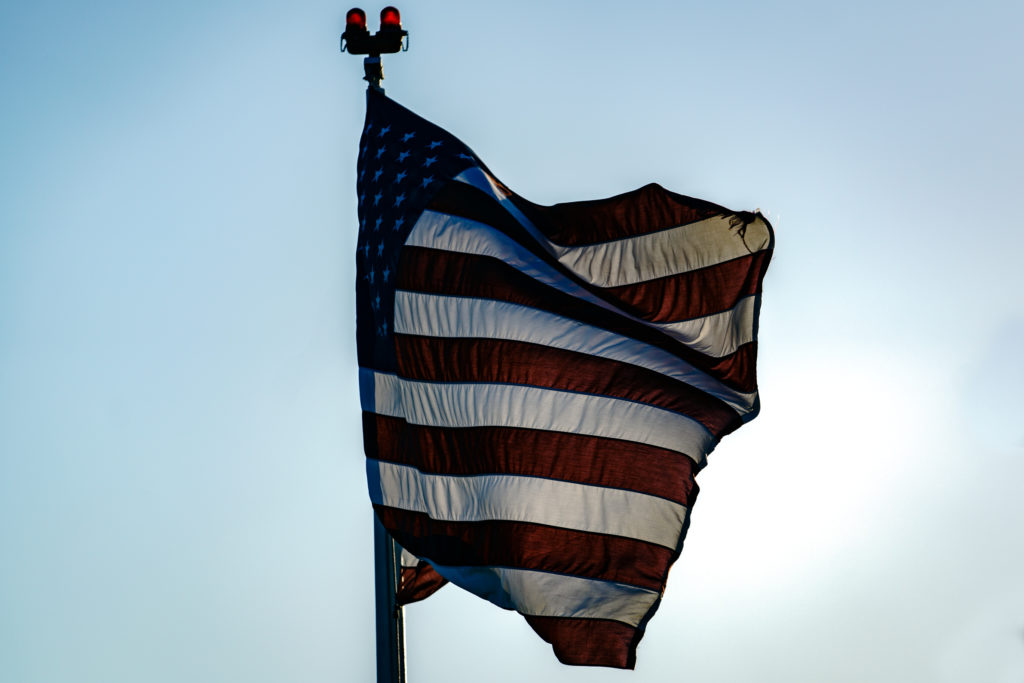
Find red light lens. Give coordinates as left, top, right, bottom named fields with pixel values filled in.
left=380, top=6, right=401, bottom=28
left=346, top=8, right=366, bottom=31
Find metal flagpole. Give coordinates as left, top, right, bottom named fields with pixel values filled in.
left=373, top=516, right=406, bottom=683
left=341, top=8, right=411, bottom=683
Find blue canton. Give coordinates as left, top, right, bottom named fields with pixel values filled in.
left=355, top=90, right=479, bottom=373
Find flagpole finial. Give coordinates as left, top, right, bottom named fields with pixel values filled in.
left=341, top=7, right=409, bottom=93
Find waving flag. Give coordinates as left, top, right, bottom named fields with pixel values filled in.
left=356, top=89, right=773, bottom=668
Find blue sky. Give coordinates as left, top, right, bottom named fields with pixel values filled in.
left=2, top=1, right=1023, bottom=681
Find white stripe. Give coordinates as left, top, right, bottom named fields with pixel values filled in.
left=429, top=564, right=660, bottom=626
left=368, top=459, right=688, bottom=549
left=363, top=369, right=715, bottom=461
left=392, top=291, right=757, bottom=415
left=398, top=546, right=420, bottom=569
left=454, top=166, right=771, bottom=287
left=674, top=295, right=755, bottom=358
left=406, top=210, right=756, bottom=356
left=555, top=215, right=771, bottom=287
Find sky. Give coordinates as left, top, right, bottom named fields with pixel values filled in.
left=2, top=1, right=1023, bottom=681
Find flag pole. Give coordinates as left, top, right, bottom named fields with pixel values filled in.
left=342, top=9, right=411, bottom=681
left=367, top=43, right=404, bottom=675
left=366, top=41, right=403, bottom=680
left=373, top=516, right=406, bottom=683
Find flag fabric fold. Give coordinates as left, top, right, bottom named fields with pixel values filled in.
left=396, top=546, right=448, bottom=606
left=355, top=89, right=773, bottom=668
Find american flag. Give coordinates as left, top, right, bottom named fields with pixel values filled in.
left=356, top=89, right=774, bottom=668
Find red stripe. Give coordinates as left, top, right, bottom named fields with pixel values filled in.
left=396, top=561, right=448, bottom=605
left=512, top=184, right=728, bottom=246
left=524, top=615, right=641, bottom=668
left=604, top=250, right=772, bottom=322
left=442, top=175, right=730, bottom=247
left=364, top=413, right=700, bottom=506
left=395, top=335, right=740, bottom=437
left=375, top=505, right=674, bottom=593
left=398, top=246, right=760, bottom=392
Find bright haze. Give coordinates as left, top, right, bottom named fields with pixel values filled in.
left=1, top=1, right=1022, bottom=681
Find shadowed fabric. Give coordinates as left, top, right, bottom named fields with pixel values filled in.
left=396, top=555, right=448, bottom=606
left=355, top=89, right=773, bottom=668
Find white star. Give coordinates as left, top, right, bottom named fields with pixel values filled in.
left=394, top=193, right=406, bottom=207
left=394, top=170, right=407, bottom=183
left=378, top=125, right=391, bottom=137
left=423, top=156, right=437, bottom=168
left=428, top=140, right=442, bottom=149
left=420, top=175, right=433, bottom=188
left=397, top=150, right=410, bottom=162
left=402, top=132, right=415, bottom=142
